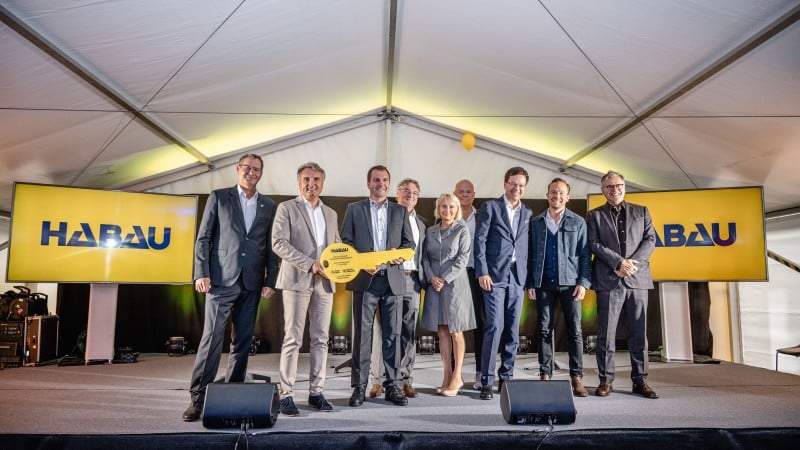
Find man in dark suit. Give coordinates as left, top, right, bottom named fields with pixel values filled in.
left=454, top=179, right=485, bottom=390
left=272, top=162, right=340, bottom=416
left=367, top=178, right=427, bottom=399
left=341, top=165, right=415, bottom=407
left=474, top=167, right=533, bottom=400
left=586, top=170, right=658, bottom=399
left=182, top=153, right=279, bottom=421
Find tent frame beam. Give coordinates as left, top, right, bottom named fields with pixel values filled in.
left=564, top=3, right=800, bottom=169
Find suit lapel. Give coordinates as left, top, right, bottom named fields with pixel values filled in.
left=293, top=196, right=315, bottom=238
left=228, top=187, right=247, bottom=234
left=361, top=200, right=375, bottom=244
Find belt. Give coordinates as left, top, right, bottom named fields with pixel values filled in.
left=404, top=270, right=418, bottom=277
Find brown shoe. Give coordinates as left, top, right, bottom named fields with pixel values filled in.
left=539, top=373, right=550, bottom=381
left=632, top=381, right=659, bottom=399
left=595, top=382, right=613, bottom=397
left=402, top=383, right=418, bottom=398
left=368, top=384, right=384, bottom=398
left=571, top=377, right=588, bottom=397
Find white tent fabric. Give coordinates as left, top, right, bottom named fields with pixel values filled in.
left=1, top=0, right=798, bottom=211
left=1, top=1, right=799, bottom=373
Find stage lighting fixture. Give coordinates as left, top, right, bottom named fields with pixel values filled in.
left=330, top=335, right=349, bottom=355
left=418, top=336, right=436, bottom=355
left=584, top=335, right=597, bottom=354
left=166, top=336, right=187, bottom=356
left=518, top=336, right=531, bottom=354
left=250, top=336, right=261, bottom=356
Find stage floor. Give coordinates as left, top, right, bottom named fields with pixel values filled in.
left=2, top=350, right=799, bottom=436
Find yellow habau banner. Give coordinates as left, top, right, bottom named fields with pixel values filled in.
left=588, top=187, right=766, bottom=281
left=7, top=183, right=198, bottom=283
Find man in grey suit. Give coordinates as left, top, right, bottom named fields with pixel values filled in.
left=182, top=153, right=279, bottom=422
left=474, top=167, right=533, bottom=400
left=586, top=170, right=658, bottom=399
left=341, top=165, right=415, bottom=407
left=272, top=162, right=340, bottom=416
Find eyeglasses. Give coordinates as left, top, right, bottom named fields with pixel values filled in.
left=399, top=188, right=419, bottom=197
left=603, top=184, right=625, bottom=191
left=505, top=182, right=526, bottom=189
left=239, top=164, right=262, bottom=174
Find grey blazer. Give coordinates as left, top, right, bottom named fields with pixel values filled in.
left=586, top=201, right=656, bottom=291
left=340, top=198, right=415, bottom=294
left=194, top=186, right=278, bottom=290
left=272, top=196, right=340, bottom=293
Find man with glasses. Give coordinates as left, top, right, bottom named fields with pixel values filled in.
left=474, top=167, right=532, bottom=400
left=183, top=154, right=279, bottom=421
left=586, top=170, right=658, bottom=399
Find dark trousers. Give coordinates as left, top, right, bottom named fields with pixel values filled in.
left=596, top=286, right=649, bottom=384
left=480, top=276, right=524, bottom=385
left=189, top=279, right=259, bottom=403
left=535, top=280, right=583, bottom=378
left=350, top=275, right=402, bottom=388
left=467, top=268, right=485, bottom=374
left=399, top=275, right=421, bottom=384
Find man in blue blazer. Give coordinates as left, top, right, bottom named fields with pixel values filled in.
left=341, top=165, right=415, bottom=407
left=182, top=154, right=279, bottom=422
left=474, top=167, right=533, bottom=400
left=587, top=170, right=658, bottom=399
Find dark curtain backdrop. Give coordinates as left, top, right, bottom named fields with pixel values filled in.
left=55, top=194, right=674, bottom=356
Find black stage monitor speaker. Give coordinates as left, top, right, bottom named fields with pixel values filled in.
left=202, top=382, right=279, bottom=429
left=500, top=380, right=577, bottom=425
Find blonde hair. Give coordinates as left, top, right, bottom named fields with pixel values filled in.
left=434, top=193, right=462, bottom=221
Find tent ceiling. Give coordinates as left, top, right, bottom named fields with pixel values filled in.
left=1, top=0, right=798, bottom=214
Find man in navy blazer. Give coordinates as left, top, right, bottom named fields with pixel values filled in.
left=341, top=165, right=415, bottom=407
left=474, top=167, right=533, bottom=400
left=586, top=170, right=658, bottom=399
left=182, top=154, right=279, bottom=421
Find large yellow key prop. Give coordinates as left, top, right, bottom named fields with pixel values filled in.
left=320, top=243, right=415, bottom=283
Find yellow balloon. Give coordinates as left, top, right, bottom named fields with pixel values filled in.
left=461, top=132, right=476, bottom=151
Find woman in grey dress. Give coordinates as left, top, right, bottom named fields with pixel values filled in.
left=421, top=193, right=476, bottom=397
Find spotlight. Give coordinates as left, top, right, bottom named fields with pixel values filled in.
left=518, top=336, right=531, bottom=354
left=417, top=336, right=436, bottom=355
left=165, top=336, right=187, bottom=356
left=584, top=335, right=597, bottom=354
left=330, top=336, right=349, bottom=355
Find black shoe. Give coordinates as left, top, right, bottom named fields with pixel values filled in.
left=497, top=379, right=506, bottom=393
left=308, top=393, right=333, bottom=411
left=349, top=386, right=366, bottom=407
left=182, top=401, right=202, bottom=422
left=384, top=386, right=408, bottom=406
left=279, top=396, right=300, bottom=416
left=480, top=384, right=494, bottom=400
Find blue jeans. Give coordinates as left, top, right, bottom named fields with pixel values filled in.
left=535, top=280, right=583, bottom=378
